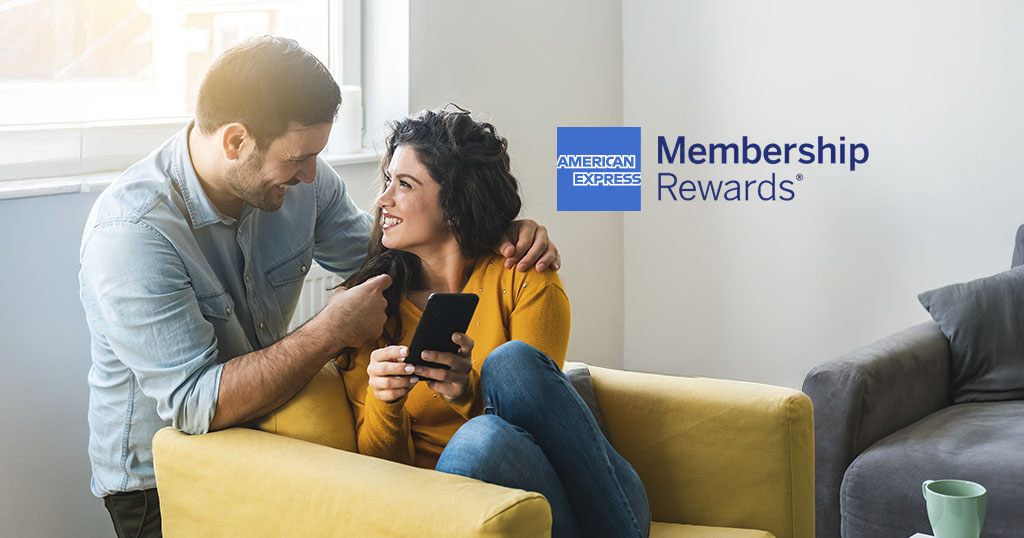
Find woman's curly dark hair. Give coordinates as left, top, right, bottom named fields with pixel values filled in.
left=337, top=107, right=521, bottom=368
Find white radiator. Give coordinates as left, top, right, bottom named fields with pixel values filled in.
left=288, top=263, right=344, bottom=332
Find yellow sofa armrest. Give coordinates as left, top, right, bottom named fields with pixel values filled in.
left=588, top=367, right=813, bottom=538
left=152, top=427, right=551, bottom=538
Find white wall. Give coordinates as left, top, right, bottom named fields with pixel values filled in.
left=622, top=0, right=1024, bottom=387
left=408, top=0, right=626, bottom=368
left=0, top=191, right=111, bottom=538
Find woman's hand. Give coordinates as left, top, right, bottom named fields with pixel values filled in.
left=415, top=333, right=475, bottom=402
left=367, top=345, right=418, bottom=403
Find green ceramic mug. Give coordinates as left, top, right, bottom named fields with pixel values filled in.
left=922, top=479, right=987, bottom=538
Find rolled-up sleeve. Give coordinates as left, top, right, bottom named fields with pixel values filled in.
left=81, top=220, right=223, bottom=435
left=312, top=158, right=373, bottom=278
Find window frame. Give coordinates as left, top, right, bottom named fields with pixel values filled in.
left=0, top=0, right=364, bottom=189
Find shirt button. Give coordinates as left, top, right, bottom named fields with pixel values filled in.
left=502, top=289, right=507, bottom=294
left=301, top=265, right=308, bottom=273
left=432, top=394, right=437, bottom=399
left=245, top=275, right=250, bottom=283
left=225, top=307, right=231, bottom=315
left=259, top=321, right=265, bottom=329
left=478, top=288, right=482, bottom=292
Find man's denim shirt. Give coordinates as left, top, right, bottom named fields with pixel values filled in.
left=80, top=123, right=371, bottom=497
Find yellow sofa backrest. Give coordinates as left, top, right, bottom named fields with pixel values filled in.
left=252, top=362, right=357, bottom=451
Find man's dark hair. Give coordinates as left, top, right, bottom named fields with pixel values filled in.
left=195, top=35, right=340, bottom=150
left=338, top=108, right=522, bottom=366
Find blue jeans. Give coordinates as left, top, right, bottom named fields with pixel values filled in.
left=435, top=341, right=651, bottom=538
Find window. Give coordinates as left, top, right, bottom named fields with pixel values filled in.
left=0, top=0, right=360, bottom=184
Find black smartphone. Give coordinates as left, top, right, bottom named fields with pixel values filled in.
left=405, top=293, right=479, bottom=371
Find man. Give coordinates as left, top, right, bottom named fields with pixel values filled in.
left=80, top=36, right=559, bottom=538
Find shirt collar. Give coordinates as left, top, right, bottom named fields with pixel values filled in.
left=170, top=121, right=238, bottom=229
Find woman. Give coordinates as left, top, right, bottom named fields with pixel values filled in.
left=338, top=108, right=649, bottom=538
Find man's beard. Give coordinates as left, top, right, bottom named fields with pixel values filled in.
left=225, top=149, right=284, bottom=212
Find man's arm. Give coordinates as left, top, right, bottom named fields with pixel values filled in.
left=209, top=274, right=391, bottom=430
left=82, top=219, right=389, bottom=435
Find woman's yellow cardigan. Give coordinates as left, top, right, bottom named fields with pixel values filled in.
left=339, top=254, right=570, bottom=469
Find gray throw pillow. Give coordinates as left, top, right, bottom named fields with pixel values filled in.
left=563, top=364, right=610, bottom=438
left=1012, top=224, right=1024, bottom=268
left=919, top=266, right=1024, bottom=403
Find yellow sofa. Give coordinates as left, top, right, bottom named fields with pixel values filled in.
left=153, top=363, right=814, bottom=537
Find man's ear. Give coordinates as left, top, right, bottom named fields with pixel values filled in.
left=220, top=123, right=249, bottom=162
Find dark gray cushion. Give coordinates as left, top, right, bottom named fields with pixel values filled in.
left=564, top=365, right=609, bottom=438
left=840, top=401, right=1024, bottom=538
left=918, top=267, right=1024, bottom=403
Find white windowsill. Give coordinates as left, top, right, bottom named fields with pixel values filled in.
left=0, top=149, right=380, bottom=201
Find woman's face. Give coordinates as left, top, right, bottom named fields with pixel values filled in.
left=376, top=145, right=452, bottom=254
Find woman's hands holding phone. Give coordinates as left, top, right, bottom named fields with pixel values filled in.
left=367, top=332, right=475, bottom=404
left=367, top=346, right=418, bottom=404
left=418, top=332, right=474, bottom=402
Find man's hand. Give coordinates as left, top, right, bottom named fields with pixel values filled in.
left=498, top=219, right=561, bottom=272
left=209, top=274, right=391, bottom=432
left=414, top=332, right=474, bottom=402
left=367, top=345, right=418, bottom=403
left=319, top=274, right=391, bottom=350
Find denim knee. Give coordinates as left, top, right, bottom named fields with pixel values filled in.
left=436, top=415, right=530, bottom=476
left=481, top=340, right=553, bottom=384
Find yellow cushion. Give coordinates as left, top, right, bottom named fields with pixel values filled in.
left=651, top=522, right=775, bottom=538
left=251, top=362, right=356, bottom=451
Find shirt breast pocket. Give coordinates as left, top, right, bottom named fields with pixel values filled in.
left=196, top=290, right=252, bottom=359
left=196, top=290, right=235, bottom=322
left=265, top=244, right=314, bottom=317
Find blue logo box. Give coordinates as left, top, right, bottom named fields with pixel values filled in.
left=557, top=127, right=641, bottom=211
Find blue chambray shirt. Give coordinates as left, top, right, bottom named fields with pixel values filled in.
left=80, top=123, right=372, bottom=497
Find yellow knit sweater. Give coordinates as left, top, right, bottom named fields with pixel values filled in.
left=339, top=254, right=571, bottom=469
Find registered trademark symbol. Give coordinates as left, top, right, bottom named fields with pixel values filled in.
left=796, top=173, right=804, bottom=181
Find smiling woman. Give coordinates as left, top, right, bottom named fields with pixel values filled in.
left=334, top=109, right=651, bottom=538
left=378, top=146, right=452, bottom=253
left=339, top=109, right=522, bottom=344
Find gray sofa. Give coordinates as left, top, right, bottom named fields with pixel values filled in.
left=803, top=226, right=1024, bottom=538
